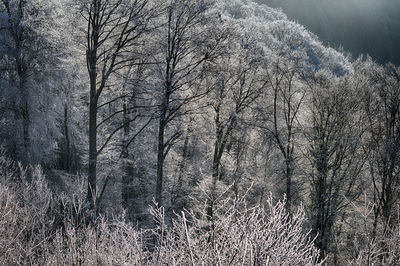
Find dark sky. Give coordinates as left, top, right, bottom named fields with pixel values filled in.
left=255, top=0, right=400, bottom=65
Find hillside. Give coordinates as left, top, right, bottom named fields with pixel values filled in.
left=258, top=0, right=400, bottom=65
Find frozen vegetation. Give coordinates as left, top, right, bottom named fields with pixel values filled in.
left=0, top=0, right=399, bottom=264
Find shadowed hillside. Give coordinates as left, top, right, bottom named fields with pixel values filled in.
left=257, top=0, right=400, bottom=65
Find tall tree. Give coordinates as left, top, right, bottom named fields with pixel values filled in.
left=119, top=63, right=152, bottom=214
left=262, top=56, right=306, bottom=213
left=305, top=71, right=364, bottom=258
left=81, top=0, right=157, bottom=207
left=360, top=60, right=400, bottom=233
left=205, top=32, right=265, bottom=220
left=153, top=0, right=225, bottom=206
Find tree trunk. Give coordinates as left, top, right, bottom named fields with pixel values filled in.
left=121, top=103, right=134, bottom=210
left=21, top=95, right=30, bottom=163
left=177, top=133, right=189, bottom=188
left=156, top=98, right=167, bottom=206
left=172, top=133, right=190, bottom=209
left=63, top=105, right=71, bottom=172
left=17, top=58, right=29, bottom=164
left=285, top=157, right=292, bottom=213
left=87, top=65, right=97, bottom=207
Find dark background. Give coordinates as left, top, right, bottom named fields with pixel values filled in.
left=255, top=0, right=400, bottom=65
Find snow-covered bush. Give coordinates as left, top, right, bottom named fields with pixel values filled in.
left=149, top=195, right=322, bottom=265
left=345, top=198, right=400, bottom=265
left=0, top=155, right=56, bottom=265
left=0, top=153, right=321, bottom=265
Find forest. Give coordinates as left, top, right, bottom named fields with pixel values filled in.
left=0, top=0, right=399, bottom=265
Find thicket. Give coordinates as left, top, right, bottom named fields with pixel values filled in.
left=0, top=154, right=322, bottom=265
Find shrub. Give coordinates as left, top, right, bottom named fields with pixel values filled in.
left=149, top=196, right=322, bottom=265
left=0, top=153, right=322, bottom=265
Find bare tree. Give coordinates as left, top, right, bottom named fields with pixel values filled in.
left=154, top=0, right=225, bottom=206
left=261, top=55, right=306, bottom=213
left=305, top=71, right=364, bottom=258
left=81, top=0, right=157, bottom=207
left=205, top=34, right=265, bottom=221
left=361, top=61, right=400, bottom=234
